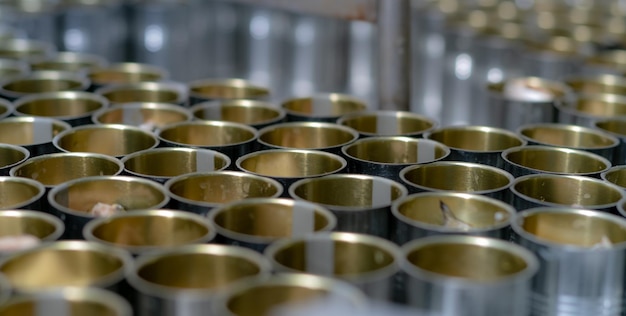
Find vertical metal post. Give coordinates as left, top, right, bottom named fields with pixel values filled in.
left=377, top=0, right=411, bottom=111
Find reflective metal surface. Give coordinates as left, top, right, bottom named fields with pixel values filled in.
left=510, top=173, right=624, bottom=213
left=557, top=93, right=626, bottom=127
left=281, top=93, right=367, bottom=123
left=0, top=58, right=29, bottom=79
left=0, top=144, right=28, bottom=176
left=0, top=210, right=63, bottom=242
left=337, top=110, right=437, bottom=137
left=289, top=173, right=408, bottom=238
left=594, top=118, right=626, bottom=164
left=0, top=70, right=89, bottom=101
left=392, top=192, right=515, bottom=244
left=0, top=116, right=72, bottom=156
left=166, top=171, right=283, bottom=215
left=122, top=147, right=231, bottom=183
left=53, top=124, right=159, bottom=158
left=96, top=81, right=188, bottom=106
left=208, top=198, right=336, bottom=251
left=190, top=99, right=285, bottom=129
left=30, top=51, right=108, bottom=72
left=565, top=74, right=626, bottom=96
left=401, top=235, right=538, bottom=316
left=257, top=121, right=359, bottom=155
left=264, top=232, right=401, bottom=301
left=425, top=125, right=525, bottom=167
left=0, top=38, right=55, bottom=62
left=501, top=145, right=611, bottom=178
left=83, top=209, right=216, bottom=255
left=13, top=91, right=108, bottom=126
left=0, top=240, right=132, bottom=292
left=601, top=165, right=626, bottom=189
left=87, top=62, right=168, bottom=90
left=0, top=177, right=44, bottom=210
left=188, top=78, right=270, bottom=105
left=92, top=102, right=192, bottom=130
left=511, top=207, right=626, bottom=316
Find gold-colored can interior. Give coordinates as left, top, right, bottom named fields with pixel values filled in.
left=56, top=127, right=157, bottom=157
left=518, top=210, right=626, bottom=247
left=0, top=247, right=124, bottom=290
left=427, top=127, right=524, bottom=151
left=513, top=176, right=623, bottom=207
left=520, top=125, right=616, bottom=149
left=595, top=119, right=626, bottom=136
left=0, top=41, right=49, bottom=60
left=489, top=77, right=565, bottom=100
left=0, top=146, right=27, bottom=170
left=0, top=119, right=68, bottom=146
left=225, top=283, right=330, bottom=316
left=340, top=113, right=434, bottom=136
left=16, top=95, right=103, bottom=117
left=260, top=124, right=356, bottom=149
left=192, top=100, right=281, bottom=125
left=0, top=180, right=41, bottom=209
left=30, top=53, right=104, bottom=72
left=505, top=147, right=608, bottom=174
left=168, top=174, right=280, bottom=204
left=95, top=104, right=190, bottom=127
left=238, top=151, right=344, bottom=178
left=568, top=94, right=626, bottom=117
left=0, top=296, right=121, bottom=316
left=190, top=80, right=269, bottom=100
left=3, top=78, right=84, bottom=94
left=602, top=167, right=626, bottom=188
left=0, top=212, right=59, bottom=240
left=345, top=138, right=448, bottom=164
left=100, top=87, right=181, bottom=104
left=51, top=178, right=167, bottom=214
left=89, top=213, right=210, bottom=248
left=282, top=94, right=366, bottom=117
left=566, top=75, right=626, bottom=96
left=397, top=194, right=510, bottom=229
left=213, top=203, right=331, bottom=238
left=159, top=123, right=255, bottom=147
left=124, top=149, right=229, bottom=178
left=403, top=164, right=511, bottom=192
left=271, top=238, right=395, bottom=275
left=137, top=251, right=262, bottom=290
left=89, top=64, right=165, bottom=85
left=291, top=177, right=405, bottom=208
left=405, top=242, right=528, bottom=281
left=11, top=154, right=121, bottom=186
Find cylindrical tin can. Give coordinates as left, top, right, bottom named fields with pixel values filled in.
left=127, top=243, right=271, bottom=316
left=485, top=76, right=571, bottom=130
left=510, top=173, right=624, bottom=213
left=91, top=102, right=192, bottom=131
left=583, top=50, right=626, bottom=75
left=501, top=145, right=611, bottom=178
left=0, top=241, right=132, bottom=294
left=593, top=118, right=626, bottom=164
left=53, top=124, right=159, bottom=158
left=401, top=235, right=538, bottom=316
left=187, top=78, right=270, bottom=105
left=264, top=232, right=402, bottom=301
left=83, top=209, right=215, bottom=256
left=391, top=192, right=515, bottom=244
left=95, top=81, right=188, bottom=106
left=281, top=93, right=366, bottom=123
left=122, top=147, right=230, bottom=183
left=47, top=175, right=170, bottom=239
left=341, top=137, right=450, bottom=183
left=601, top=165, right=626, bottom=190
left=30, top=51, right=108, bottom=73
left=257, top=122, right=359, bottom=156
left=0, top=144, right=28, bottom=176
left=87, top=62, right=169, bottom=91
left=13, top=91, right=109, bottom=126
left=0, top=210, right=64, bottom=246
left=337, top=110, right=437, bottom=138
left=0, top=177, right=44, bottom=211
left=207, top=198, right=336, bottom=252
left=56, top=0, right=127, bottom=63
left=425, top=125, right=526, bottom=167
left=400, top=161, right=514, bottom=202
left=0, top=58, right=29, bottom=79
left=157, top=121, right=258, bottom=163
left=165, top=171, right=283, bottom=215
left=0, top=287, right=132, bottom=316
left=288, top=174, right=408, bottom=239
left=0, top=98, right=11, bottom=119
left=190, top=99, right=285, bottom=130
left=0, top=116, right=72, bottom=157
left=211, top=273, right=366, bottom=316
left=565, top=73, right=626, bottom=96
left=0, top=38, right=55, bottom=63
left=511, top=207, right=626, bottom=316
left=557, top=93, right=626, bottom=127
left=126, top=0, right=190, bottom=81
left=236, top=149, right=347, bottom=196
left=0, top=70, right=90, bottom=101
left=517, top=122, right=620, bottom=162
